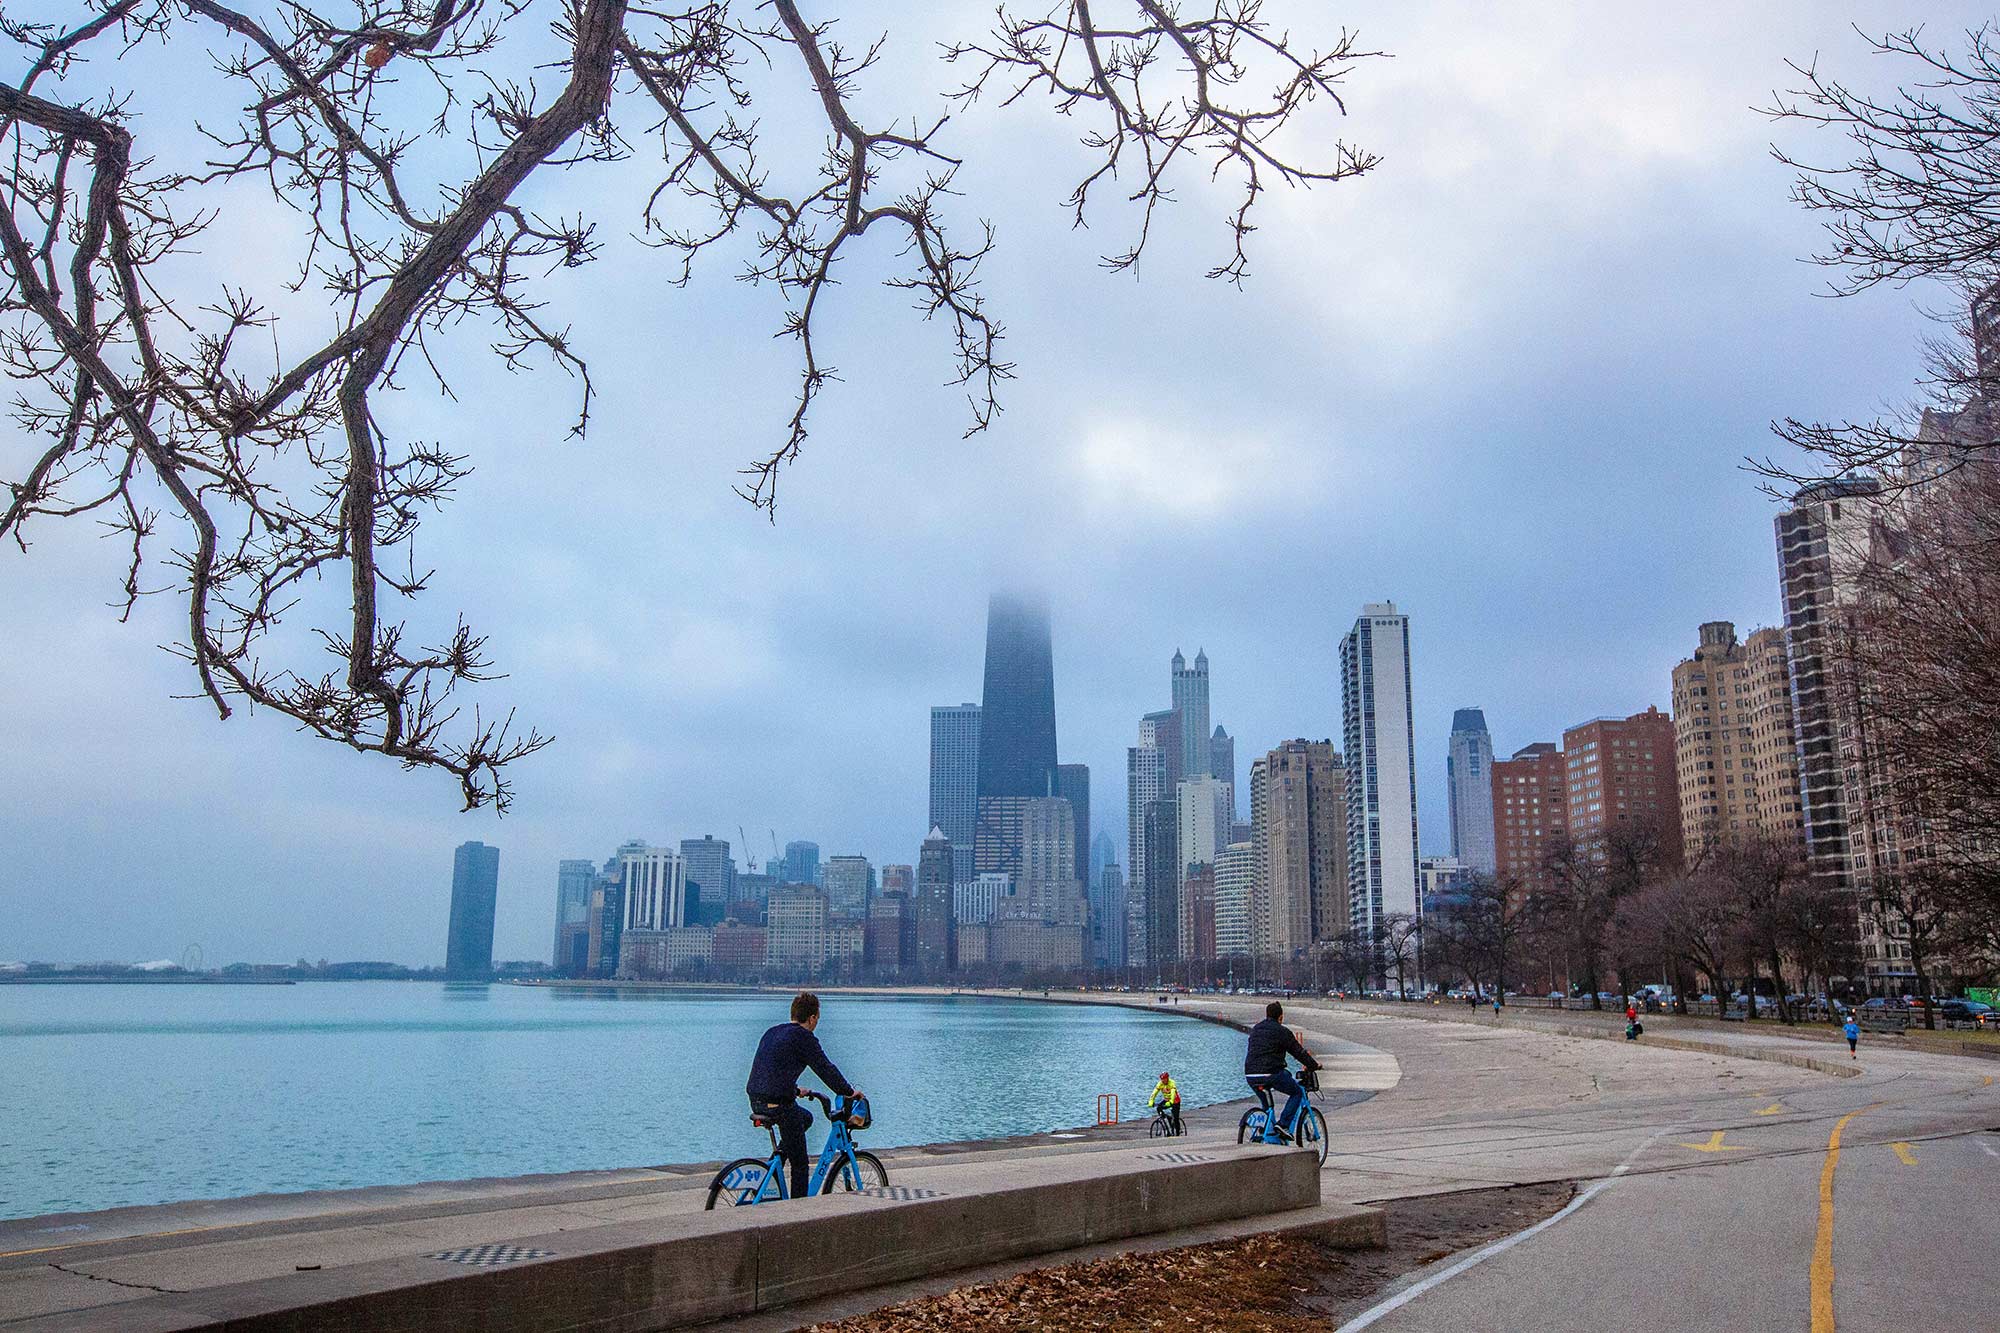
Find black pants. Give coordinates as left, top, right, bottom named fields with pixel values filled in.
left=750, top=1097, right=814, bottom=1198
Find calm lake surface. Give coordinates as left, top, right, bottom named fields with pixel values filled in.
left=0, top=983, right=1242, bottom=1220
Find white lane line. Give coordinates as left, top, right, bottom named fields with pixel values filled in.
left=1334, top=1131, right=1666, bottom=1333
left=1981, top=1141, right=1999, bottom=1159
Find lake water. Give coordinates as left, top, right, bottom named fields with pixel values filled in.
left=0, top=983, right=1243, bottom=1220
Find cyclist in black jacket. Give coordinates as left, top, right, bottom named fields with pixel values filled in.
left=1244, top=1001, right=1320, bottom=1144
left=745, top=993, right=863, bottom=1198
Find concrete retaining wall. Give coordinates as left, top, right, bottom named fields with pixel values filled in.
left=32, top=1147, right=1322, bottom=1333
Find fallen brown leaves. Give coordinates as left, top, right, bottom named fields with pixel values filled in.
left=801, top=1233, right=1338, bottom=1333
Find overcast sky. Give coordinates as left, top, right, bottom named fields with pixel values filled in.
left=3, top=2, right=1977, bottom=964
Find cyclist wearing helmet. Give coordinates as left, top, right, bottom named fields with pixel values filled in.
left=745, top=992, right=864, bottom=1199
left=1244, top=1000, right=1320, bottom=1144
left=1148, top=1070, right=1183, bottom=1135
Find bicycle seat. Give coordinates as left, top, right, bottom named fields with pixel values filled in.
left=750, top=1113, right=777, bottom=1127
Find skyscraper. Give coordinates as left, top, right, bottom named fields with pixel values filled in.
left=1171, top=649, right=1212, bottom=778
left=1249, top=740, right=1347, bottom=957
left=1090, top=862, right=1127, bottom=969
left=1446, top=708, right=1498, bottom=874
left=1671, top=622, right=1803, bottom=851
left=974, top=592, right=1059, bottom=882
left=552, top=858, right=597, bottom=974
left=1211, top=725, right=1237, bottom=819
left=679, top=835, right=733, bottom=927
left=1089, top=829, right=1117, bottom=890
left=1561, top=707, right=1681, bottom=866
left=1125, top=707, right=1179, bottom=967
left=1213, top=841, right=1255, bottom=959
left=929, top=702, right=982, bottom=884
left=620, top=845, right=687, bottom=933
left=1776, top=476, right=1902, bottom=990
left=1492, top=742, right=1567, bottom=892
left=824, top=855, right=873, bottom=918
left=1055, top=762, right=1091, bottom=891
left=1144, top=798, right=1179, bottom=966
left=1341, top=603, right=1421, bottom=942
left=782, top=840, right=820, bottom=887
left=445, top=840, right=500, bottom=978
left=915, top=828, right=955, bottom=975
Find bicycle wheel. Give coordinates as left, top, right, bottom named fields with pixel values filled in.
left=1150, top=1116, right=1171, bottom=1138
left=706, top=1158, right=778, bottom=1210
left=1236, top=1107, right=1266, bottom=1145
left=1298, top=1108, right=1329, bottom=1166
left=824, top=1150, right=888, bottom=1193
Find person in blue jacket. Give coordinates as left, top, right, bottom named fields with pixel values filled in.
left=1843, top=1016, right=1860, bottom=1058
left=745, top=993, right=864, bottom=1198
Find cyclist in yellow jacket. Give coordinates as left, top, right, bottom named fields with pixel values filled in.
left=1148, top=1071, right=1183, bottom=1135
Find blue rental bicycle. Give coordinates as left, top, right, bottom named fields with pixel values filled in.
left=705, top=1090, right=886, bottom=1209
left=1237, top=1068, right=1328, bottom=1165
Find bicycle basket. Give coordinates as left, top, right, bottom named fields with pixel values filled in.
left=844, top=1095, right=872, bottom=1130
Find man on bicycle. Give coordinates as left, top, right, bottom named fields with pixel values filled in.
left=745, top=993, right=863, bottom=1199
left=1244, top=1000, right=1320, bottom=1144
left=1148, top=1070, right=1183, bottom=1135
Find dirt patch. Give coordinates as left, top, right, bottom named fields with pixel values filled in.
left=799, top=1182, right=1574, bottom=1333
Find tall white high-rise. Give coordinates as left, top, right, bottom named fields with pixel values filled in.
left=1341, top=603, right=1421, bottom=940
left=1446, top=708, right=1498, bottom=874
left=620, top=845, right=687, bottom=932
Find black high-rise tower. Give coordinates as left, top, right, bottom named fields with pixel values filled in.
left=973, top=592, right=1059, bottom=880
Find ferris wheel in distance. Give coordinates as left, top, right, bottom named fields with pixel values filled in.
left=180, top=944, right=205, bottom=974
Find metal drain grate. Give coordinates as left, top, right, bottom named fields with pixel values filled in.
left=427, top=1245, right=553, bottom=1266
left=860, top=1185, right=946, bottom=1201
left=1138, top=1152, right=1213, bottom=1163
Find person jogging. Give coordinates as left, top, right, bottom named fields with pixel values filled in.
left=1148, top=1071, right=1183, bottom=1134
left=1843, top=1015, right=1860, bottom=1058
left=1244, top=1001, right=1321, bottom=1144
left=744, top=993, right=864, bottom=1200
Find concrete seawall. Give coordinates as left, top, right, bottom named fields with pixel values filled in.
left=4, top=1139, right=1360, bottom=1332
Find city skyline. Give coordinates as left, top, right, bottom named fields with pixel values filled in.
left=3, top=4, right=1973, bottom=966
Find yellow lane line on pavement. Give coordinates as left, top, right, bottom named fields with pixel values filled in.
left=1811, top=1103, right=1879, bottom=1333
left=1891, top=1142, right=1918, bottom=1166
left=1678, top=1131, right=1746, bottom=1153
left=1756, top=1103, right=1784, bottom=1116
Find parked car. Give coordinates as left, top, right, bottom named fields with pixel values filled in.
left=1938, top=1000, right=1993, bottom=1024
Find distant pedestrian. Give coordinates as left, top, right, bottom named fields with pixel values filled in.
left=1625, top=1002, right=1637, bottom=1025
left=1843, top=1017, right=1860, bottom=1058
left=1493, top=996, right=1502, bottom=1017
left=1625, top=1018, right=1642, bottom=1041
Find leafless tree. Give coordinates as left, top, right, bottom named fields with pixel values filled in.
left=1425, top=873, right=1528, bottom=999
left=2, top=1, right=1379, bottom=808
left=1761, top=23, right=2000, bottom=489
left=1377, top=911, right=1420, bottom=997
left=1842, top=467, right=2000, bottom=975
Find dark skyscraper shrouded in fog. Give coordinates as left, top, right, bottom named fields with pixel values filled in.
left=445, top=840, right=500, bottom=978
left=974, top=592, right=1060, bottom=880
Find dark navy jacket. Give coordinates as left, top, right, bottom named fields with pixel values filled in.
left=746, top=1021, right=854, bottom=1103
left=1244, top=1017, right=1320, bottom=1077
